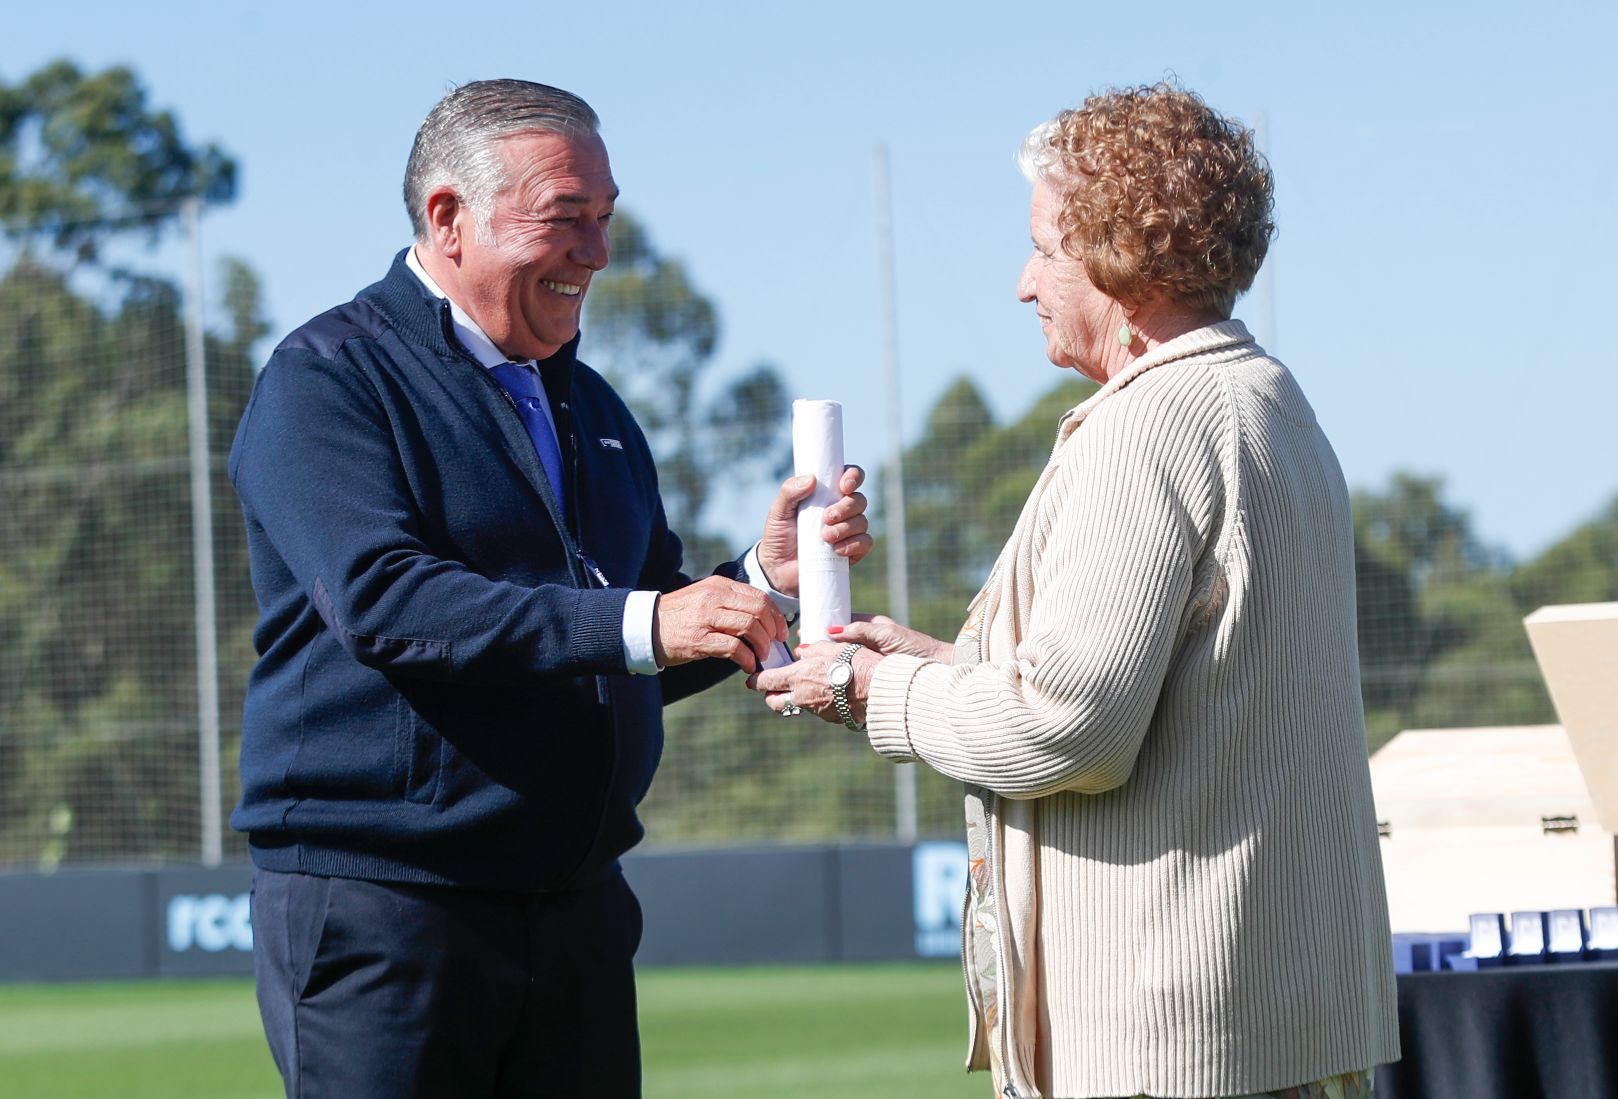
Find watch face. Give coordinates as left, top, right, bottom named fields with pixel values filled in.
left=828, top=662, right=853, bottom=688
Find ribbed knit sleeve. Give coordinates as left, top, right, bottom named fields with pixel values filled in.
left=866, top=367, right=1224, bottom=799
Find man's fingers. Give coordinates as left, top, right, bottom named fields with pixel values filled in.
left=834, top=532, right=874, bottom=561
left=715, top=633, right=759, bottom=672
left=770, top=474, right=817, bottom=517
left=775, top=468, right=864, bottom=521
left=699, top=615, right=784, bottom=672
left=685, top=625, right=760, bottom=672
left=703, top=605, right=772, bottom=639
left=737, top=619, right=779, bottom=670
left=821, top=512, right=869, bottom=544
left=821, top=491, right=868, bottom=526
left=656, top=577, right=791, bottom=666
left=716, top=587, right=789, bottom=641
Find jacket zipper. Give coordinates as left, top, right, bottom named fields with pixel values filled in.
left=549, top=391, right=607, bottom=594
left=489, top=384, right=583, bottom=580
left=434, top=308, right=625, bottom=892
left=577, top=551, right=610, bottom=588
left=550, top=387, right=617, bottom=712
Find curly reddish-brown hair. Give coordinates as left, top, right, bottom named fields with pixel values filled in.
left=1019, top=83, right=1275, bottom=318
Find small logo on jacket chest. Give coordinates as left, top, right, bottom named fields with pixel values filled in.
left=599, top=437, right=623, bottom=450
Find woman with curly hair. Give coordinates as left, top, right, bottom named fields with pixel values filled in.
left=756, top=83, right=1399, bottom=1098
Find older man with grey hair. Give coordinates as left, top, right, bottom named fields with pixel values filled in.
left=229, top=79, right=869, bottom=1098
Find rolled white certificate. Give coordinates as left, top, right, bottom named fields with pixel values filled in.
left=792, top=399, right=852, bottom=644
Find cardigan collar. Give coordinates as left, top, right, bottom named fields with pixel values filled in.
left=1054, top=319, right=1257, bottom=443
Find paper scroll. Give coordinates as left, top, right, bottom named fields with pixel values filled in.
left=792, top=399, right=852, bottom=644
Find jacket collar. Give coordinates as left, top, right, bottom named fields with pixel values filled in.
left=1055, top=319, right=1256, bottom=443
left=363, top=248, right=581, bottom=387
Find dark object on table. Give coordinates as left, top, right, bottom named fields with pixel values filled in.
left=1392, top=933, right=1467, bottom=974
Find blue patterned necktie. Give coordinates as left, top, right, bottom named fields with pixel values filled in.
left=490, top=362, right=567, bottom=515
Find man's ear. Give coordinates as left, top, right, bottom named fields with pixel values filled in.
left=423, top=187, right=464, bottom=260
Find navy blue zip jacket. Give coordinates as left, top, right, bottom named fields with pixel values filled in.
left=228, top=252, right=739, bottom=891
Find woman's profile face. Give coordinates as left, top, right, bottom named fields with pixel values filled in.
left=1017, top=177, right=1120, bottom=385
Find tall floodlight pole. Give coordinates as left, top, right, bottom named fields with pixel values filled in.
left=1252, top=111, right=1279, bottom=355
left=874, top=145, right=917, bottom=843
left=183, top=197, right=223, bottom=866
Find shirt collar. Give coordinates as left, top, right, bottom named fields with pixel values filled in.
left=404, top=245, right=526, bottom=370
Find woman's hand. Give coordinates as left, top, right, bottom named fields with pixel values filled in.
left=748, top=642, right=881, bottom=728
left=829, top=615, right=954, bottom=664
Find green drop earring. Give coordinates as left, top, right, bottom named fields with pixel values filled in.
left=1117, top=321, right=1134, bottom=349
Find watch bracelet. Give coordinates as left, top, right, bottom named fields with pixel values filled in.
left=834, top=642, right=866, bottom=732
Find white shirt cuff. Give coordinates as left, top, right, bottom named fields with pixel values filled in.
left=625, top=551, right=797, bottom=676
left=744, top=544, right=800, bottom=670
left=622, top=589, right=660, bottom=675
left=744, top=543, right=800, bottom=619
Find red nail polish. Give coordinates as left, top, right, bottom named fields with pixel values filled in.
left=828, top=625, right=843, bottom=634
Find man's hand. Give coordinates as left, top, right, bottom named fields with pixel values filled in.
left=756, top=466, right=872, bottom=596
left=653, top=576, right=790, bottom=673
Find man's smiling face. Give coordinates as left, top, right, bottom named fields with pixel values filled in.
left=453, top=129, right=617, bottom=361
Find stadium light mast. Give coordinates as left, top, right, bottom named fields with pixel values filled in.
left=183, top=197, right=223, bottom=867
left=874, top=144, right=917, bottom=843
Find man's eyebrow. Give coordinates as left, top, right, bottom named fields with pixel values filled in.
left=550, top=187, right=621, bottom=206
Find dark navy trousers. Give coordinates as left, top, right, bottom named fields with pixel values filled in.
left=251, top=867, right=643, bottom=1098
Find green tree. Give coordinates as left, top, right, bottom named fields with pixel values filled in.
left=0, top=257, right=262, bottom=866
left=1352, top=474, right=1553, bottom=748
left=1511, top=495, right=1618, bottom=611
left=0, top=59, right=236, bottom=261
left=852, top=374, right=1096, bottom=641
left=584, top=210, right=788, bottom=566
left=0, top=60, right=252, bottom=868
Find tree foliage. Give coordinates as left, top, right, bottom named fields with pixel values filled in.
left=0, top=59, right=252, bottom=868
left=0, top=60, right=236, bottom=261
left=1350, top=474, right=1618, bottom=749
left=0, top=256, right=261, bottom=866
left=849, top=374, right=1098, bottom=641
left=1510, top=497, right=1618, bottom=611
left=584, top=210, right=789, bottom=566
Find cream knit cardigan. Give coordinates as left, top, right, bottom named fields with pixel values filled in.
left=866, top=321, right=1399, bottom=1098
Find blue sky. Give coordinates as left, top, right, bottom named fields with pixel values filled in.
left=5, top=0, right=1615, bottom=561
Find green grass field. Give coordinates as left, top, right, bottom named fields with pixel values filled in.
left=0, top=963, right=989, bottom=1099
